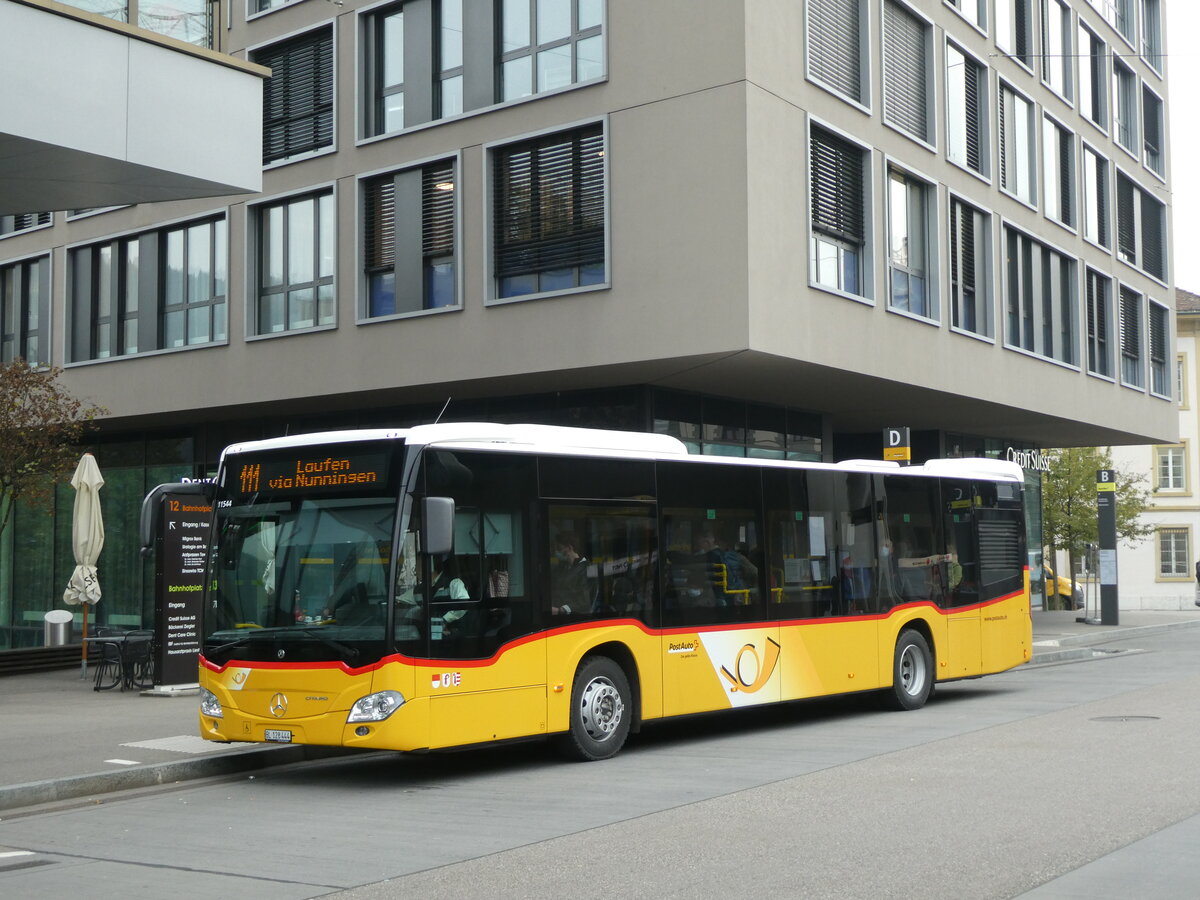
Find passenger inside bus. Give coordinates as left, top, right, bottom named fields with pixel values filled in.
left=550, top=530, right=595, bottom=615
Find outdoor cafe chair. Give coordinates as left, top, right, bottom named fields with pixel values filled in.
left=124, top=629, right=155, bottom=690
left=91, top=627, right=124, bottom=691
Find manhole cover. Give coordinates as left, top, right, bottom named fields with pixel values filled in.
left=1090, top=716, right=1161, bottom=722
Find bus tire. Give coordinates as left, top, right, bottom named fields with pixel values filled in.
left=885, top=629, right=933, bottom=711
left=559, top=656, right=631, bottom=762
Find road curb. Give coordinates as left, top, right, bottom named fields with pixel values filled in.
left=0, top=744, right=355, bottom=813
left=1031, top=617, right=1200, bottom=663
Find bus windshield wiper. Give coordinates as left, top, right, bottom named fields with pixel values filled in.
left=208, top=633, right=260, bottom=656
left=298, top=628, right=360, bottom=659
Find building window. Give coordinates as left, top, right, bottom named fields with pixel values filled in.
left=946, top=43, right=986, bottom=175
left=1113, top=60, right=1137, bottom=155
left=882, top=1, right=931, bottom=144
left=949, top=197, right=991, bottom=338
left=162, top=218, right=228, bottom=349
left=1078, top=23, right=1107, bottom=129
left=1178, top=353, right=1188, bottom=408
left=0, top=255, right=50, bottom=366
left=1118, top=285, right=1143, bottom=387
left=887, top=168, right=932, bottom=318
left=810, top=126, right=867, bottom=297
left=364, top=160, right=457, bottom=318
left=1085, top=268, right=1112, bottom=377
left=1004, top=226, right=1076, bottom=365
left=996, top=0, right=1032, bottom=68
left=254, top=27, right=334, bottom=165
left=1040, top=0, right=1072, bottom=101
left=1156, top=446, right=1184, bottom=491
left=499, top=0, right=604, bottom=102
left=1142, top=85, right=1164, bottom=177
left=493, top=124, right=606, bottom=300
left=1000, top=82, right=1035, bottom=205
left=1141, top=0, right=1162, bottom=72
left=1082, top=146, right=1109, bottom=248
left=62, top=0, right=211, bottom=46
left=256, top=191, right=335, bottom=334
left=437, top=0, right=464, bottom=116
left=1149, top=300, right=1170, bottom=398
left=1158, top=528, right=1189, bottom=578
left=68, top=216, right=226, bottom=361
left=253, top=0, right=298, bottom=13
left=946, top=0, right=986, bottom=29
left=1043, top=116, right=1075, bottom=229
left=0, top=212, right=51, bottom=238
left=365, top=4, right=405, bottom=136
left=1116, top=172, right=1166, bottom=280
left=806, top=0, right=866, bottom=105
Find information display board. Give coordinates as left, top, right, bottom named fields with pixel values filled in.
left=154, top=493, right=212, bottom=686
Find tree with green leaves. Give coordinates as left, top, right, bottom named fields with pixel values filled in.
left=0, top=360, right=105, bottom=539
left=1041, top=446, right=1152, bottom=607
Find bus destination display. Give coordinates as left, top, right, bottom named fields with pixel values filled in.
left=234, top=450, right=389, bottom=496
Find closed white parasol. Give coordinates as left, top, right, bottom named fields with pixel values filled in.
left=63, top=453, right=104, bottom=675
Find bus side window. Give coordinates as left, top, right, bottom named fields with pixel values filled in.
left=416, top=450, right=537, bottom=659
left=880, top=475, right=945, bottom=608
left=658, top=461, right=764, bottom=628
left=547, top=503, right=657, bottom=623
left=943, top=479, right=978, bottom=608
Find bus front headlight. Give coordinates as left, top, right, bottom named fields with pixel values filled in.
left=347, top=690, right=406, bottom=723
left=200, top=688, right=223, bottom=718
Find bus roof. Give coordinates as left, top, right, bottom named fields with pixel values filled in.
left=220, top=425, right=1024, bottom=483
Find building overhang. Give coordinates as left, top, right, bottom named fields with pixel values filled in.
left=0, top=0, right=266, bottom=214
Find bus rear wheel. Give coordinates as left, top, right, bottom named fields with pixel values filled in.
left=559, top=656, right=631, bottom=761
left=885, top=630, right=933, bottom=711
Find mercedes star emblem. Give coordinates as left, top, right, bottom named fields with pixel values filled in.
left=269, top=693, right=288, bottom=717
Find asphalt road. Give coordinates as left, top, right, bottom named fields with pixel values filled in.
left=3, top=627, right=1200, bottom=899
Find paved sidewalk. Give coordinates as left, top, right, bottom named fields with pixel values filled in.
left=2, top=607, right=1199, bottom=813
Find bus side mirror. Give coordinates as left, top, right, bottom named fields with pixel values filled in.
left=421, top=497, right=455, bottom=557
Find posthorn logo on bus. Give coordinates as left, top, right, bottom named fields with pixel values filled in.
left=719, top=638, right=782, bottom=694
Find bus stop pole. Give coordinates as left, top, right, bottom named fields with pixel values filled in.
left=1096, top=469, right=1119, bottom=626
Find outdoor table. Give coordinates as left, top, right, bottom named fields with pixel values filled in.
left=85, top=633, right=152, bottom=691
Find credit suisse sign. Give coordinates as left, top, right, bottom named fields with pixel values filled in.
left=1006, top=447, right=1051, bottom=473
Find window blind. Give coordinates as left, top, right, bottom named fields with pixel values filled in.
left=807, top=0, right=862, bottom=102
left=422, top=162, right=456, bottom=259
left=1142, top=192, right=1164, bottom=279
left=1149, top=303, right=1167, bottom=366
left=364, top=177, right=395, bottom=272
left=258, top=28, right=334, bottom=164
left=963, top=58, right=982, bottom=171
left=365, top=161, right=457, bottom=271
left=1119, top=287, right=1140, bottom=360
left=1116, top=175, right=1136, bottom=264
left=883, top=1, right=928, bottom=141
left=494, top=125, right=605, bottom=279
left=810, top=128, right=864, bottom=245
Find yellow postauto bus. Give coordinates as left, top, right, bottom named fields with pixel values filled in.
left=152, top=423, right=1031, bottom=761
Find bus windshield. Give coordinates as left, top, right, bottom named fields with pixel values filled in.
left=204, top=453, right=402, bottom=666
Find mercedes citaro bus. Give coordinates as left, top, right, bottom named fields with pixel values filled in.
left=142, top=423, right=1031, bottom=761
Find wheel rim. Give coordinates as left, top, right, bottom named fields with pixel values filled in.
left=579, top=675, right=624, bottom=742
left=898, top=644, right=927, bottom=697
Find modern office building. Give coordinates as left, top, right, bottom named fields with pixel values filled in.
left=0, top=0, right=1177, bottom=645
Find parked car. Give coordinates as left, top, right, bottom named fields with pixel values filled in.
left=1045, top=566, right=1083, bottom=609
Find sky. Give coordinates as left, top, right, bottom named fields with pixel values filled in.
left=1168, top=4, right=1199, bottom=293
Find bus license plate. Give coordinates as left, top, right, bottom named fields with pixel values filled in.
left=264, top=729, right=292, bottom=743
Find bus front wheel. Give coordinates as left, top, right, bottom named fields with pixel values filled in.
left=559, top=656, right=632, bottom=761
left=886, top=630, right=933, bottom=711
